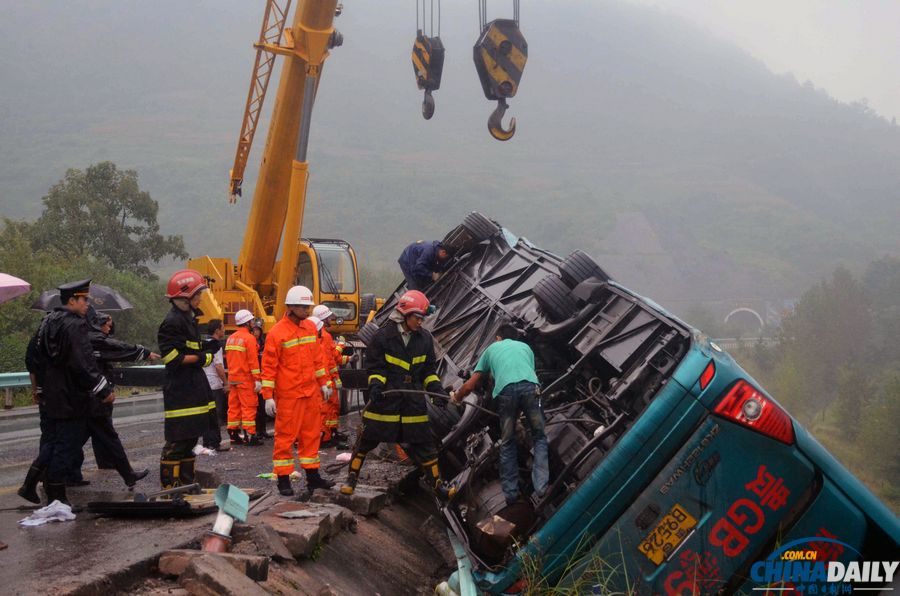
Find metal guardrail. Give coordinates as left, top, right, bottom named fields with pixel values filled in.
left=0, top=366, right=167, bottom=409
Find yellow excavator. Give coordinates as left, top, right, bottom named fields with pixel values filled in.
left=187, top=0, right=526, bottom=334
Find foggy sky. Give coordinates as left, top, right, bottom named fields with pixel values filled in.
left=627, top=0, right=900, bottom=121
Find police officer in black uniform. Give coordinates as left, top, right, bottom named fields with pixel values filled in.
left=341, top=289, right=455, bottom=499
left=157, top=269, right=218, bottom=489
left=24, top=279, right=113, bottom=505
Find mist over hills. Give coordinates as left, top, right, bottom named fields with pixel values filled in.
left=1, top=0, right=898, bottom=309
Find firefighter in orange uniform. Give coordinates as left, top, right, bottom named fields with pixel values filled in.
left=311, top=305, right=344, bottom=446
left=261, top=286, right=335, bottom=497
left=225, top=309, right=261, bottom=445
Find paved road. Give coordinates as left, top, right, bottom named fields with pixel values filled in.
left=0, top=406, right=449, bottom=595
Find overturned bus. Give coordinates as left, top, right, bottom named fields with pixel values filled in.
left=359, top=213, right=900, bottom=595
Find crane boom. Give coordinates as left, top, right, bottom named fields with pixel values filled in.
left=237, top=0, right=337, bottom=291
left=228, top=0, right=293, bottom=203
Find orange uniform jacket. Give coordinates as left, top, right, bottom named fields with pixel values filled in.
left=225, top=327, right=260, bottom=382
left=320, top=328, right=341, bottom=388
left=261, top=315, right=328, bottom=400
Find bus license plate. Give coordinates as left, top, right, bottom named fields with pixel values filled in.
left=638, top=503, right=697, bottom=565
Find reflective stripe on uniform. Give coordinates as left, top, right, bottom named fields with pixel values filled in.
left=227, top=421, right=240, bottom=428
left=401, top=415, right=429, bottom=424
left=298, top=456, right=320, bottom=465
left=412, top=355, right=427, bottom=365
left=242, top=420, right=256, bottom=426
left=325, top=419, right=339, bottom=426
left=162, top=349, right=179, bottom=364
left=273, top=459, right=294, bottom=467
left=282, top=336, right=316, bottom=349
left=329, top=367, right=339, bottom=374
left=261, top=380, right=275, bottom=388
left=424, top=374, right=441, bottom=386
left=368, top=374, right=387, bottom=385
left=250, top=368, right=261, bottom=374
left=186, top=340, right=201, bottom=350
left=225, top=345, right=246, bottom=352
left=207, top=401, right=216, bottom=408
left=203, top=353, right=213, bottom=367
left=363, top=411, right=400, bottom=423
left=165, top=405, right=210, bottom=419
left=384, top=354, right=410, bottom=370
left=315, top=368, right=327, bottom=378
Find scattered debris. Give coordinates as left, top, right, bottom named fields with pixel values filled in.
left=18, top=500, right=75, bottom=526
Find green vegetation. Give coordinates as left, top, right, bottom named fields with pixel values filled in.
left=730, top=258, right=900, bottom=510
left=0, top=162, right=179, bottom=373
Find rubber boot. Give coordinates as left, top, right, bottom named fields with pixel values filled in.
left=277, top=475, right=293, bottom=496
left=304, top=468, right=335, bottom=492
left=45, top=482, right=70, bottom=506
left=17, top=465, right=44, bottom=504
left=423, top=458, right=457, bottom=502
left=340, top=451, right=367, bottom=495
left=160, top=460, right=180, bottom=489
left=227, top=428, right=244, bottom=445
left=179, top=457, right=195, bottom=486
left=245, top=433, right=262, bottom=447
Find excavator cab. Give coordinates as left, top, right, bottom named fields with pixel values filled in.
left=294, top=238, right=361, bottom=334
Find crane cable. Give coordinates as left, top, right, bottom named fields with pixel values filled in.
left=417, top=0, right=441, bottom=38
left=478, top=0, right=520, bottom=31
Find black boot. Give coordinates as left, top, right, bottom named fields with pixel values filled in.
left=160, top=460, right=180, bottom=489
left=245, top=433, right=262, bottom=446
left=422, top=458, right=457, bottom=502
left=122, top=468, right=150, bottom=489
left=305, top=468, right=335, bottom=492
left=228, top=428, right=244, bottom=445
left=277, top=475, right=294, bottom=496
left=45, top=482, right=70, bottom=505
left=17, top=465, right=44, bottom=504
left=179, top=457, right=195, bottom=486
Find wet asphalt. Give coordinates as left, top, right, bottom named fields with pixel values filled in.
left=0, top=393, right=419, bottom=595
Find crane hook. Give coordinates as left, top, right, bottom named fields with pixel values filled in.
left=488, top=98, right=516, bottom=141
left=422, top=89, right=435, bottom=120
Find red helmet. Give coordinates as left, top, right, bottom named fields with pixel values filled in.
left=396, top=290, right=429, bottom=317
left=165, top=269, right=208, bottom=299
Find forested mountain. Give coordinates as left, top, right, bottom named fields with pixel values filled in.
left=1, top=0, right=898, bottom=308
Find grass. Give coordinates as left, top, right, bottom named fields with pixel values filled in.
left=1, top=386, right=159, bottom=410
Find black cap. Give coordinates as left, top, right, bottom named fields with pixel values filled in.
left=59, top=278, right=92, bottom=304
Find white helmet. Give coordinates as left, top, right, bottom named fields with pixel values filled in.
left=234, top=309, right=254, bottom=326
left=312, top=304, right=334, bottom=320
left=307, top=315, right=324, bottom=331
left=285, top=285, right=315, bottom=306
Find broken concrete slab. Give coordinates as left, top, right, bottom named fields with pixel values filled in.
left=158, top=549, right=268, bottom=581
left=179, top=554, right=268, bottom=596
left=247, top=501, right=354, bottom=559
left=258, top=515, right=321, bottom=559
left=231, top=522, right=293, bottom=561
left=310, top=487, right=388, bottom=516
left=193, top=469, right=221, bottom=489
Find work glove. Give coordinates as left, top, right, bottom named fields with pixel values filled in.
left=321, top=384, right=333, bottom=401
left=264, top=399, right=276, bottom=417
left=254, top=380, right=262, bottom=393
left=449, top=390, right=459, bottom=403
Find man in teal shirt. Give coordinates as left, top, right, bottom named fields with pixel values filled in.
left=452, top=323, right=548, bottom=505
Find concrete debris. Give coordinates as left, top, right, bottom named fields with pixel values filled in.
left=310, top=487, right=388, bottom=516
left=158, top=549, right=269, bottom=581
left=231, top=522, right=294, bottom=561
left=178, top=553, right=268, bottom=596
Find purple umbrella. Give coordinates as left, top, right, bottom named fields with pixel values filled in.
left=0, top=273, right=31, bottom=305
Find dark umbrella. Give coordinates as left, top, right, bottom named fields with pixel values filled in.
left=31, top=283, right=134, bottom=312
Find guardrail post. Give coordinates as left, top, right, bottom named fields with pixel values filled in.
left=4, top=388, right=12, bottom=410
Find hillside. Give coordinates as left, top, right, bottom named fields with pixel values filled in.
left=1, top=0, right=898, bottom=308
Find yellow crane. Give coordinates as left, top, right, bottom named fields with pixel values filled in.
left=189, top=0, right=361, bottom=334
left=187, top=0, right=527, bottom=334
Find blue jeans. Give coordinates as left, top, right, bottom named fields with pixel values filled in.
left=496, top=381, right=548, bottom=504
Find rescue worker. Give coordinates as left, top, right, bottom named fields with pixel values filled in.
left=452, top=323, right=548, bottom=505
left=18, top=318, right=52, bottom=503
left=225, top=309, right=262, bottom=446
left=250, top=319, right=271, bottom=439
left=260, top=286, right=335, bottom=497
left=397, top=240, right=451, bottom=291
left=341, top=290, right=455, bottom=500
left=73, top=310, right=155, bottom=488
left=200, top=319, right=228, bottom=450
left=158, top=269, right=218, bottom=489
left=22, top=279, right=113, bottom=505
left=311, top=305, right=345, bottom=446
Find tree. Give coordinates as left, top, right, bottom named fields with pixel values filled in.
left=29, top=162, right=187, bottom=278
